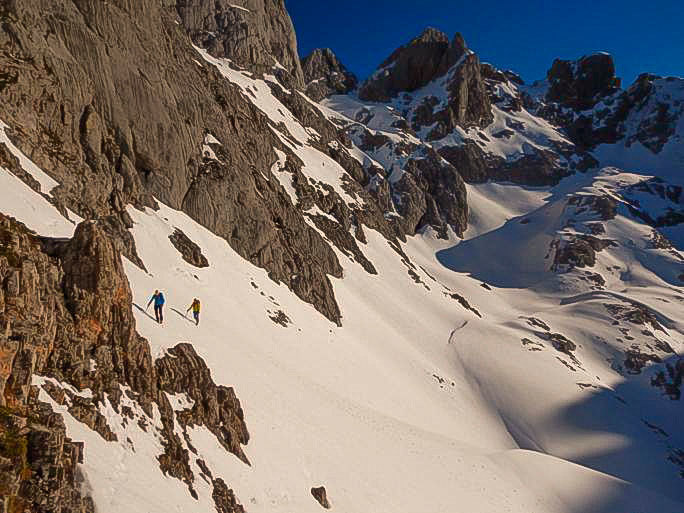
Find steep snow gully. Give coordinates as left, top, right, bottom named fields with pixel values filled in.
left=1, top=4, right=684, bottom=513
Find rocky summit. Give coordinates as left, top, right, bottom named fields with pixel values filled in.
left=0, top=2, right=683, bottom=513
left=302, top=48, right=358, bottom=102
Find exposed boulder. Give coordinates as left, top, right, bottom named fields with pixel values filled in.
left=567, top=194, right=618, bottom=220
left=169, top=228, right=209, bottom=268
left=624, top=349, right=661, bottom=375
left=651, top=359, right=683, bottom=400
left=311, top=486, right=331, bottom=509
left=553, top=235, right=614, bottom=269
left=302, top=48, right=358, bottom=101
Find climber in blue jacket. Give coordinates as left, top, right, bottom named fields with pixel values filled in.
left=146, top=290, right=166, bottom=324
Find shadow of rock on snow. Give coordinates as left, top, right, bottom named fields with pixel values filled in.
left=542, top=354, right=684, bottom=509
left=436, top=212, right=555, bottom=288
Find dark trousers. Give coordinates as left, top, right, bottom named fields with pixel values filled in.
left=154, top=304, right=164, bottom=323
left=193, top=311, right=200, bottom=325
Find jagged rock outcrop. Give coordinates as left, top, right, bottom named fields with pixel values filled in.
left=302, top=48, right=358, bottom=101
left=0, top=398, right=95, bottom=513
left=619, top=74, right=684, bottom=153
left=212, top=478, right=245, bottom=513
left=438, top=143, right=574, bottom=186
left=527, top=54, right=622, bottom=150
left=546, top=53, right=620, bottom=110
left=481, top=63, right=524, bottom=87
left=169, top=228, right=209, bottom=268
left=403, top=151, right=468, bottom=237
left=526, top=53, right=684, bottom=155
left=417, top=51, right=493, bottom=137
left=623, top=177, right=684, bottom=228
left=156, top=343, right=249, bottom=464
left=359, top=28, right=467, bottom=101
left=359, top=29, right=492, bottom=131
left=347, top=136, right=469, bottom=238
left=175, top=0, right=305, bottom=87
left=0, top=214, right=248, bottom=511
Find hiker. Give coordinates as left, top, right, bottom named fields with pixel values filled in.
left=186, top=298, right=201, bottom=326
left=147, top=290, right=165, bottom=324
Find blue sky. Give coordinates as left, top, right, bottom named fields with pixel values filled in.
left=288, top=0, right=684, bottom=86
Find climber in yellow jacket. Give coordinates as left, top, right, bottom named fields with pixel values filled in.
left=186, top=298, right=201, bottom=326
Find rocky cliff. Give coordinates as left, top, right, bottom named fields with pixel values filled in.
left=0, top=0, right=367, bottom=323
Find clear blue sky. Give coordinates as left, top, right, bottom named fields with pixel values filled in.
left=288, top=0, right=684, bottom=86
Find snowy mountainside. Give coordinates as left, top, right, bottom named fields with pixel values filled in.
left=1, top=4, right=684, bottom=513
left=3, top=114, right=684, bottom=512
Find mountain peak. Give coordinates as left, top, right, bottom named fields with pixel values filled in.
left=413, top=27, right=450, bottom=44
left=301, top=47, right=358, bottom=101
left=359, top=28, right=470, bottom=101
left=546, top=52, right=619, bottom=109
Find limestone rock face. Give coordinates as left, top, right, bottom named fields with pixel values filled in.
left=411, top=49, right=493, bottom=137
left=176, top=0, right=305, bottom=87
left=443, top=51, right=494, bottom=130
left=302, top=48, right=358, bottom=101
left=0, top=0, right=346, bottom=323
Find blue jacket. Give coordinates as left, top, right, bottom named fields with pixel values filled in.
left=148, top=292, right=165, bottom=307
